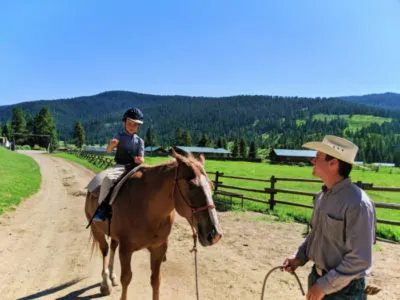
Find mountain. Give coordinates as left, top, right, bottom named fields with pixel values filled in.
left=0, top=90, right=393, bottom=143
left=1, top=90, right=400, bottom=165
left=340, top=92, right=400, bottom=110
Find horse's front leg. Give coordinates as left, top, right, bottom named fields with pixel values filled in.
left=108, top=238, right=119, bottom=286
left=119, top=243, right=134, bottom=300
left=149, top=242, right=168, bottom=300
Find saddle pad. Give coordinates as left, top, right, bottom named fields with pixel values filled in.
left=109, top=165, right=142, bottom=204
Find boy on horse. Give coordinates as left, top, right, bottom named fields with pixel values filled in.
left=92, top=107, right=145, bottom=221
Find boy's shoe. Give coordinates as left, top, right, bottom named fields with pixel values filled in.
left=93, top=203, right=112, bottom=222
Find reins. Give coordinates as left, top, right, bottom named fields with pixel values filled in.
left=260, top=265, right=305, bottom=300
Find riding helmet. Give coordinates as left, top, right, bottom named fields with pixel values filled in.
left=122, top=108, right=144, bottom=124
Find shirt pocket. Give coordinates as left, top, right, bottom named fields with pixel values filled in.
left=322, top=214, right=344, bottom=242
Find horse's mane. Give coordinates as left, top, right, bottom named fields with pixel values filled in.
left=140, top=153, right=207, bottom=176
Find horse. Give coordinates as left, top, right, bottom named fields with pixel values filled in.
left=84, top=150, right=222, bottom=300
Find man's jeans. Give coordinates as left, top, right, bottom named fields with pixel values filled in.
left=309, top=265, right=366, bottom=300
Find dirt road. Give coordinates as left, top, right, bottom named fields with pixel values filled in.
left=0, top=151, right=398, bottom=300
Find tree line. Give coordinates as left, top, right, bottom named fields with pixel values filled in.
left=1, top=94, right=399, bottom=165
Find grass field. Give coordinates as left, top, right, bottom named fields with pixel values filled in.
left=308, top=114, right=392, bottom=132
left=53, top=152, right=400, bottom=241
left=0, top=148, right=41, bottom=215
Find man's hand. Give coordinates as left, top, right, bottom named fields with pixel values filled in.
left=134, top=156, right=144, bottom=164
left=281, top=257, right=302, bottom=273
left=306, top=284, right=325, bottom=300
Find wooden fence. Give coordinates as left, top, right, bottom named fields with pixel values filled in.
left=63, top=150, right=400, bottom=228
left=209, top=171, right=400, bottom=227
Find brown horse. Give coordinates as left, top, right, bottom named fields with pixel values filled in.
left=85, top=151, right=222, bottom=300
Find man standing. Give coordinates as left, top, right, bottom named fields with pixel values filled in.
left=283, top=135, right=376, bottom=300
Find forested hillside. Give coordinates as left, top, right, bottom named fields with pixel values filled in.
left=1, top=91, right=399, bottom=163
left=341, top=92, right=400, bottom=110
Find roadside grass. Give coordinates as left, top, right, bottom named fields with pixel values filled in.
left=53, top=152, right=400, bottom=241
left=0, top=148, right=41, bottom=215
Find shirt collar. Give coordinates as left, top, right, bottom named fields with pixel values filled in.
left=322, top=178, right=352, bottom=194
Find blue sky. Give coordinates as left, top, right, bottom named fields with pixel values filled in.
left=1, top=0, right=400, bottom=106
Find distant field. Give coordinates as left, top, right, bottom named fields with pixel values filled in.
left=0, top=148, right=41, bottom=215
left=297, top=114, right=392, bottom=131
left=53, top=152, right=400, bottom=241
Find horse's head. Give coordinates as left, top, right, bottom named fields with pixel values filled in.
left=172, top=150, right=222, bottom=246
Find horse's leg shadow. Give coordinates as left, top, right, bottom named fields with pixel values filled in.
left=55, top=283, right=102, bottom=300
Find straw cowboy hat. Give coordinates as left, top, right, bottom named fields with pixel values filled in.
left=302, top=135, right=359, bottom=165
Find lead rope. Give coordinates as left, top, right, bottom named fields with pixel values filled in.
left=171, top=165, right=200, bottom=300
left=190, top=217, right=199, bottom=300
left=260, top=265, right=305, bottom=300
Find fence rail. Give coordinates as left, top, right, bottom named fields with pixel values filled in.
left=212, top=171, right=400, bottom=227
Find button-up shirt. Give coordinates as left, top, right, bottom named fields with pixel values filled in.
left=295, top=178, right=376, bottom=294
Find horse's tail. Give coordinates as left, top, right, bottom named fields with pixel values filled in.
left=88, top=228, right=100, bottom=259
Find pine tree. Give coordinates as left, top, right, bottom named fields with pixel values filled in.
left=248, top=141, right=257, bottom=159
left=73, top=120, right=86, bottom=149
left=197, top=134, right=211, bottom=147
left=145, top=127, right=157, bottom=146
left=174, top=128, right=183, bottom=146
left=181, top=130, right=192, bottom=146
left=232, top=139, right=239, bottom=157
left=34, top=107, right=58, bottom=152
left=239, top=137, right=247, bottom=157
left=11, top=107, right=27, bottom=145
left=2, top=122, right=10, bottom=139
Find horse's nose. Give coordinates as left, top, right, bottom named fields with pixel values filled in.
left=208, top=226, right=222, bottom=244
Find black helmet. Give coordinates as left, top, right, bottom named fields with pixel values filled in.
left=122, top=108, right=144, bottom=124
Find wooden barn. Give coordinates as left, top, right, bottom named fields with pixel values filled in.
left=269, top=149, right=316, bottom=164
left=144, top=146, right=167, bottom=156
left=173, top=146, right=231, bottom=158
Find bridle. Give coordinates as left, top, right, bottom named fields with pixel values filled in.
left=171, top=163, right=215, bottom=215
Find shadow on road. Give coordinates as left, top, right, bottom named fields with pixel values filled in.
left=17, top=278, right=103, bottom=300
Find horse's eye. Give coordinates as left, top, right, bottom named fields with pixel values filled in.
left=188, top=181, right=197, bottom=190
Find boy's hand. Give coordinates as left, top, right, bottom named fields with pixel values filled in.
left=134, top=156, right=144, bottom=164
left=109, top=138, right=119, bottom=148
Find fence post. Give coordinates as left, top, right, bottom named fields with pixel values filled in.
left=269, top=175, right=277, bottom=210
left=215, top=171, right=220, bottom=191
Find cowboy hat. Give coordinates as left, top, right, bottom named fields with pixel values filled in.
left=302, top=135, right=358, bottom=164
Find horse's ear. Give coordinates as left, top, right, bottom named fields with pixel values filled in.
left=171, top=148, right=178, bottom=158
left=198, top=153, right=205, bottom=166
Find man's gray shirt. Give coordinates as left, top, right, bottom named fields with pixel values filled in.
left=295, top=178, right=376, bottom=294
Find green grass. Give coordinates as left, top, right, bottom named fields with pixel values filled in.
left=0, top=148, right=41, bottom=215
left=308, top=114, right=392, bottom=132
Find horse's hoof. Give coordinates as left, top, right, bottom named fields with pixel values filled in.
left=365, top=284, right=381, bottom=295
left=111, top=276, right=119, bottom=286
left=100, top=283, right=112, bottom=295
